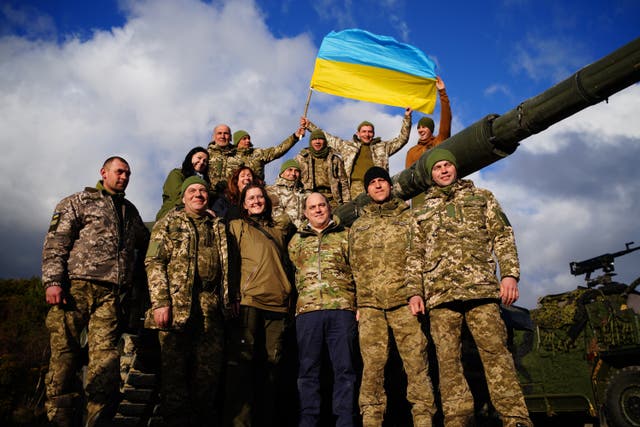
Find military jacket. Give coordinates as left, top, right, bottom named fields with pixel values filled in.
left=410, top=179, right=519, bottom=308
left=42, top=183, right=149, bottom=289
left=296, top=147, right=351, bottom=205
left=307, top=115, right=412, bottom=182
left=267, top=177, right=309, bottom=229
left=235, top=134, right=300, bottom=181
left=144, top=209, right=230, bottom=329
left=207, top=143, right=243, bottom=188
left=349, top=197, right=421, bottom=310
left=288, top=218, right=356, bottom=315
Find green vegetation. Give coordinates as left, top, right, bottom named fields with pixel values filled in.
left=0, top=278, right=49, bottom=426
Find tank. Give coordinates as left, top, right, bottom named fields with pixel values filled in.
left=113, top=38, right=640, bottom=426
left=335, top=36, right=640, bottom=224
left=494, top=243, right=640, bottom=427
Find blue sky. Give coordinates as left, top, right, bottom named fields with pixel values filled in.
left=1, top=0, right=639, bottom=308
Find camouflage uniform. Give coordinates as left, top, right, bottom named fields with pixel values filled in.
left=296, top=147, right=351, bottom=210
left=410, top=179, right=532, bottom=427
left=289, top=217, right=357, bottom=425
left=145, top=208, right=230, bottom=425
left=207, top=143, right=244, bottom=189
left=349, top=197, right=435, bottom=427
left=267, top=176, right=309, bottom=229
left=307, top=116, right=412, bottom=193
left=41, top=181, right=149, bottom=426
left=235, top=133, right=301, bottom=181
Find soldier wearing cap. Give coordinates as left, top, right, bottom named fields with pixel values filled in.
left=267, top=159, right=309, bottom=229
left=232, top=120, right=305, bottom=182
left=296, top=129, right=351, bottom=210
left=41, top=156, right=149, bottom=426
left=145, top=175, right=231, bottom=426
left=409, top=149, right=532, bottom=427
left=349, top=166, right=436, bottom=427
left=406, top=76, right=452, bottom=208
left=303, top=107, right=412, bottom=197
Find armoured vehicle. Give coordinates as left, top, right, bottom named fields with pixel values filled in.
left=100, top=37, right=640, bottom=426
left=497, top=243, right=640, bottom=426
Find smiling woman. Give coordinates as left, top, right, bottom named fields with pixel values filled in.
left=224, top=183, right=295, bottom=425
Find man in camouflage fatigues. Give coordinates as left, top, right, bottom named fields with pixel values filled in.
left=231, top=120, right=305, bottom=181
left=410, top=149, right=532, bottom=427
left=296, top=130, right=351, bottom=210
left=208, top=123, right=244, bottom=190
left=267, top=159, right=308, bottom=229
left=41, top=156, right=149, bottom=427
left=145, top=176, right=231, bottom=426
left=288, top=192, right=357, bottom=426
left=349, top=167, right=435, bottom=427
left=304, top=108, right=412, bottom=196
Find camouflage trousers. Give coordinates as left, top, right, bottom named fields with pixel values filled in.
left=430, top=301, right=532, bottom=427
left=157, top=289, right=225, bottom=427
left=45, top=279, right=121, bottom=427
left=358, top=306, right=435, bottom=427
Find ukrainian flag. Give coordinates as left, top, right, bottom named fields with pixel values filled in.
left=310, top=29, right=438, bottom=114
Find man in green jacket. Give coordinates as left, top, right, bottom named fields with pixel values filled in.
left=145, top=175, right=230, bottom=426
left=349, top=167, right=435, bottom=427
left=289, top=192, right=357, bottom=426
left=410, top=149, right=532, bottom=427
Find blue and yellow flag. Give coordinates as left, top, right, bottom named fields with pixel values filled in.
left=310, top=29, right=437, bottom=114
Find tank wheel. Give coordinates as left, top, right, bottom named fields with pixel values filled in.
left=605, top=365, right=640, bottom=427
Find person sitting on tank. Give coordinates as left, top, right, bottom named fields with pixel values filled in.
left=155, top=146, right=210, bottom=220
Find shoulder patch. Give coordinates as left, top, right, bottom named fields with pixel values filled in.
left=495, top=208, right=511, bottom=226
left=146, top=241, right=161, bottom=258
left=48, top=212, right=61, bottom=233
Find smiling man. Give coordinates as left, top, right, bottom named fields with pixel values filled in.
left=348, top=166, right=436, bottom=427
left=145, top=175, right=230, bottom=426
left=304, top=106, right=412, bottom=197
left=288, top=192, right=357, bottom=426
left=410, top=149, right=532, bottom=427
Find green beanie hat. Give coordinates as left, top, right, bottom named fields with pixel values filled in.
left=425, top=149, right=458, bottom=179
left=233, top=130, right=250, bottom=146
left=309, top=129, right=327, bottom=142
left=279, top=159, right=301, bottom=175
left=417, top=117, right=435, bottom=133
left=357, top=120, right=375, bottom=131
left=180, top=175, right=209, bottom=195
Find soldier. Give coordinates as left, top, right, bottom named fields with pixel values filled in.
left=288, top=192, right=357, bottom=426
left=304, top=107, right=412, bottom=196
left=145, top=175, right=230, bottom=426
left=267, top=159, right=308, bottom=229
left=349, top=167, right=436, bottom=427
left=410, top=149, right=532, bottom=427
left=207, top=123, right=243, bottom=191
left=41, top=156, right=149, bottom=426
left=296, top=129, right=350, bottom=210
left=232, top=121, right=306, bottom=181
left=405, top=76, right=452, bottom=207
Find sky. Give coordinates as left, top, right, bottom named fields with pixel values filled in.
left=0, top=0, right=638, bottom=308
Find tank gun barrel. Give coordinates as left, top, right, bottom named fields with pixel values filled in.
left=392, top=37, right=640, bottom=199
left=569, top=241, right=640, bottom=278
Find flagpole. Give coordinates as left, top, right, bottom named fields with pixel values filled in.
left=303, top=88, right=313, bottom=117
